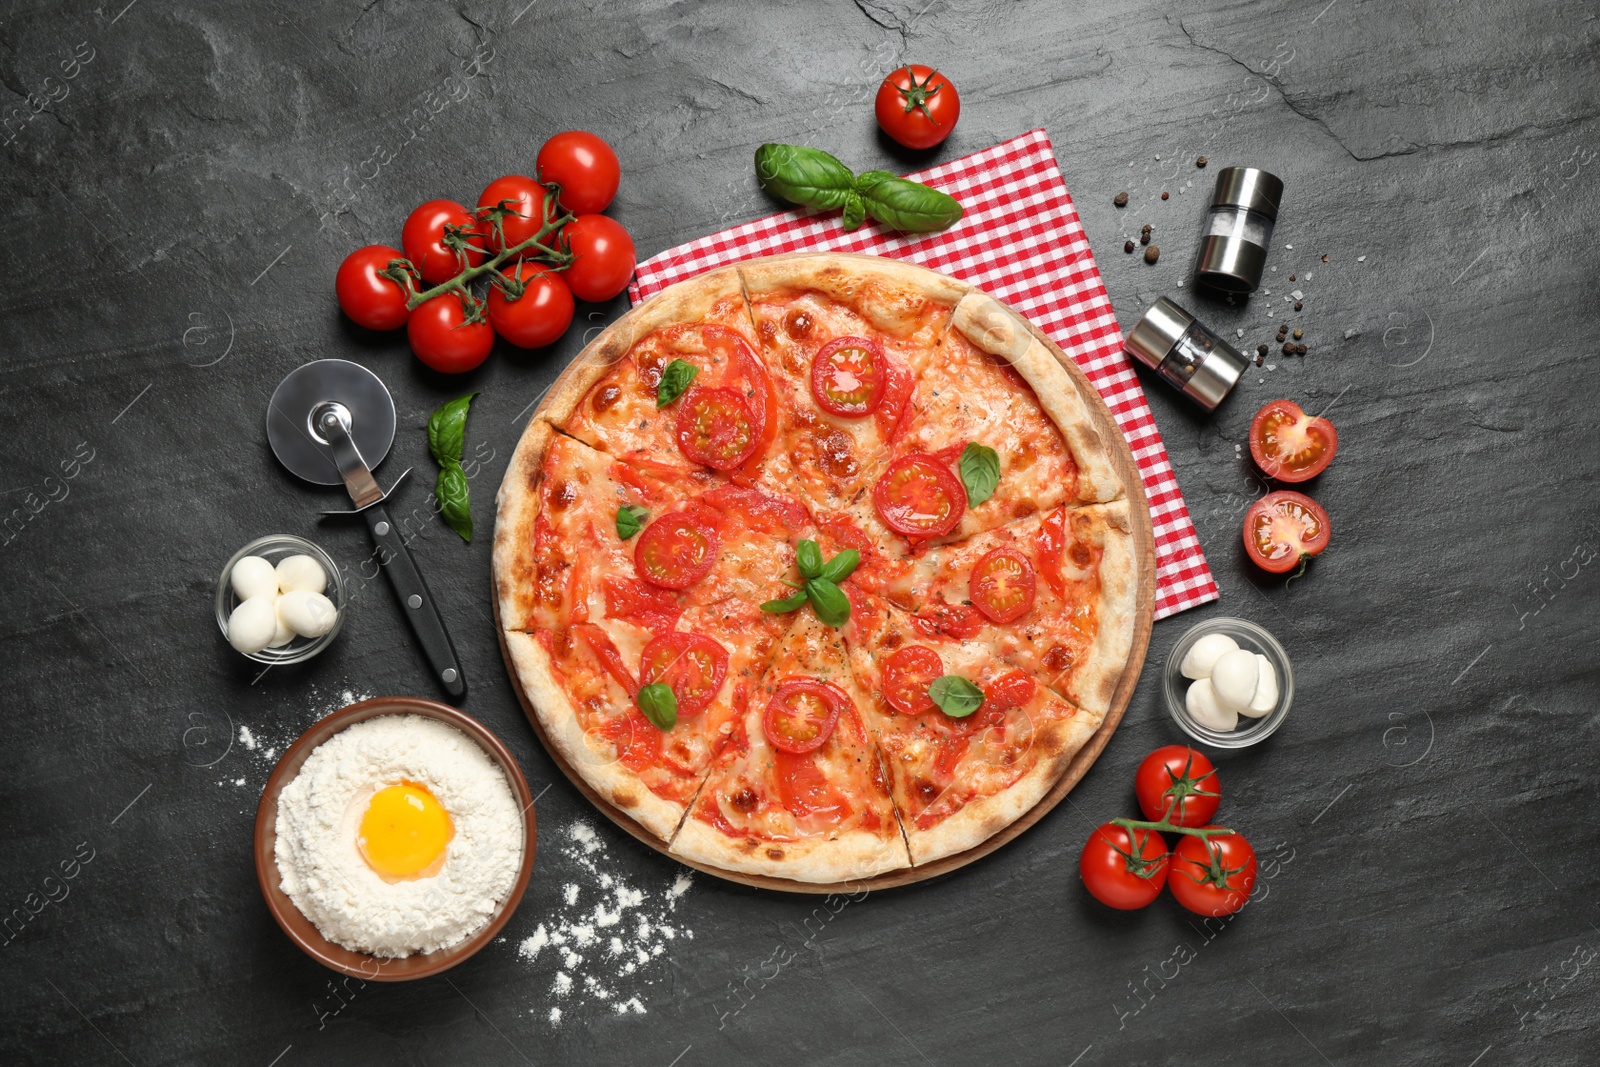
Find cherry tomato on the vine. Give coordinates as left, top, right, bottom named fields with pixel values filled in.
left=1169, top=830, right=1258, bottom=917
left=875, top=64, right=960, bottom=150
left=487, top=260, right=574, bottom=349
left=402, top=199, right=486, bottom=284
left=537, top=131, right=621, bottom=215
left=335, top=245, right=411, bottom=330
left=476, top=175, right=553, bottom=256
left=563, top=214, right=636, bottom=301
left=1133, top=746, right=1221, bottom=827
left=1079, top=822, right=1169, bottom=910
left=1243, top=490, right=1330, bottom=574
left=407, top=293, right=493, bottom=374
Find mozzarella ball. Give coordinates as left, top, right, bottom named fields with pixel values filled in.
left=1210, top=649, right=1261, bottom=710
left=276, top=554, right=327, bottom=595
left=268, top=614, right=296, bottom=648
left=277, top=589, right=338, bottom=638
left=1180, top=633, right=1240, bottom=680
left=1185, top=678, right=1239, bottom=731
left=231, top=556, right=278, bottom=601
left=1241, top=654, right=1279, bottom=717
left=227, top=595, right=279, bottom=654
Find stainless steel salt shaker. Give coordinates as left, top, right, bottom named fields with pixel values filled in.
left=1194, top=167, right=1284, bottom=293
left=1124, top=297, right=1249, bottom=411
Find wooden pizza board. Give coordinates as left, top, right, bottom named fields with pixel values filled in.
left=493, top=252, right=1156, bottom=894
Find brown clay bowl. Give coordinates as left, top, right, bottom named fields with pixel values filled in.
left=253, top=696, right=537, bottom=981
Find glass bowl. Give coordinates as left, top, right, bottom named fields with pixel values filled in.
left=1164, top=617, right=1293, bottom=748
left=215, top=534, right=346, bottom=665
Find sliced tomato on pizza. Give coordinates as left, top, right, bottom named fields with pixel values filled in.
left=738, top=258, right=960, bottom=515
left=885, top=502, right=1137, bottom=715
left=671, top=609, right=911, bottom=881
left=842, top=591, right=1105, bottom=865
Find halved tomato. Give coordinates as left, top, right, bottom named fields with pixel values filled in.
left=1243, top=490, right=1330, bottom=573
left=872, top=453, right=967, bottom=538
left=1249, top=399, right=1338, bottom=482
left=675, top=386, right=759, bottom=471
left=811, top=336, right=885, bottom=418
left=969, top=546, right=1037, bottom=624
left=881, top=644, right=943, bottom=715
left=634, top=511, right=719, bottom=589
left=763, top=678, right=849, bottom=754
left=639, top=631, right=728, bottom=717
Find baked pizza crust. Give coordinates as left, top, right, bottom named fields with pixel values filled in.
left=1062, top=500, right=1138, bottom=716
left=534, top=264, right=751, bottom=431
left=502, top=630, right=690, bottom=843
left=737, top=252, right=971, bottom=335
left=902, top=702, right=1106, bottom=866
left=492, top=418, right=554, bottom=633
left=671, top=808, right=911, bottom=883
left=950, top=291, right=1124, bottom=503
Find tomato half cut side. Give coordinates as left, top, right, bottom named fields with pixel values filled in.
left=639, top=631, right=729, bottom=717
left=1242, top=490, right=1330, bottom=574
left=811, top=336, right=886, bottom=418
left=762, top=678, right=849, bottom=754
left=969, top=546, right=1037, bottom=624
left=634, top=511, right=719, bottom=589
left=872, top=454, right=967, bottom=538
left=675, top=386, right=760, bottom=471
left=1249, top=399, right=1338, bottom=482
left=880, top=645, right=943, bottom=715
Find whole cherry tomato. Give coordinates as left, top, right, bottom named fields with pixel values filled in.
left=563, top=214, right=636, bottom=301
left=335, top=245, right=411, bottom=330
left=476, top=175, right=553, bottom=256
left=1169, top=830, right=1258, bottom=917
left=402, top=199, right=485, bottom=284
left=1079, top=822, right=1169, bottom=910
left=407, top=293, right=493, bottom=374
left=537, top=131, right=621, bottom=214
left=1249, top=399, right=1338, bottom=482
left=875, top=65, right=960, bottom=150
left=1133, top=746, right=1221, bottom=827
left=487, top=261, right=575, bottom=349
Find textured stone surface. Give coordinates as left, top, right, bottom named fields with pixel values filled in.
left=2, top=1, right=1597, bottom=1064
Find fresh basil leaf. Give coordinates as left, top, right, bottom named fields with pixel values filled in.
left=656, top=359, right=699, bottom=408
left=636, top=683, right=678, bottom=731
left=819, top=549, right=860, bottom=583
left=616, top=504, right=649, bottom=540
left=805, top=578, right=851, bottom=627
left=958, top=441, right=1001, bottom=507
left=762, top=591, right=809, bottom=614
left=754, top=144, right=857, bottom=211
left=427, top=393, right=476, bottom=466
left=929, top=675, right=984, bottom=718
left=842, top=190, right=866, bottom=231
left=855, top=171, right=964, bottom=233
left=436, top=462, right=472, bottom=543
left=796, top=539, right=824, bottom=579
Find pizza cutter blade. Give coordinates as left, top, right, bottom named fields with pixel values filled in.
left=266, top=359, right=467, bottom=699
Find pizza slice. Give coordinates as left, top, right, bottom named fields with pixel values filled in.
left=670, top=608, right=911, bottom=882
left=737, top=255, right=966, bottom=515
left=884, top=502, right=1137, bottom=715
left=843, top=591, right=1106, bottom=866
left=861, top=291, right=1124, bottom=549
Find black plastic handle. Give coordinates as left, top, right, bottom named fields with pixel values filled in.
left=364, top=503, right=467, bottom=699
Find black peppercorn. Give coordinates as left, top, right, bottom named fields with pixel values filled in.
left=1114, top=191, right=1129, bottom=207
left=1124, top=240, right=1135, bottom=253
left=1196, top=156, right=1208, bottom=168
left=1144, top=246, right=1160, bottom=264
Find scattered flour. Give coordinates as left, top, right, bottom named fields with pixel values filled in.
left=239, top=725, right=258, bottom=751
left=517, top=819, right=694, bottom=1025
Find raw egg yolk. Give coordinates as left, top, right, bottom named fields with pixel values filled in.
left=357, top=781, right=453, bottom=882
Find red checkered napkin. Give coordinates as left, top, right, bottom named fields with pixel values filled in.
left=629, top=129, right=1217, bottom=620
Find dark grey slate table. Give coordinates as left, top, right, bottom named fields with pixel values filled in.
left=3, top=1, right=1596, bottom=1064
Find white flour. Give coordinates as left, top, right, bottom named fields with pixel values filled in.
left=518, top=819, right=694, bottom=1022
left=275, top=714, right=523, bottom=957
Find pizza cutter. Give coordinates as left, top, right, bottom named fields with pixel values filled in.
left=266, top=359, right=466, bottom=699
